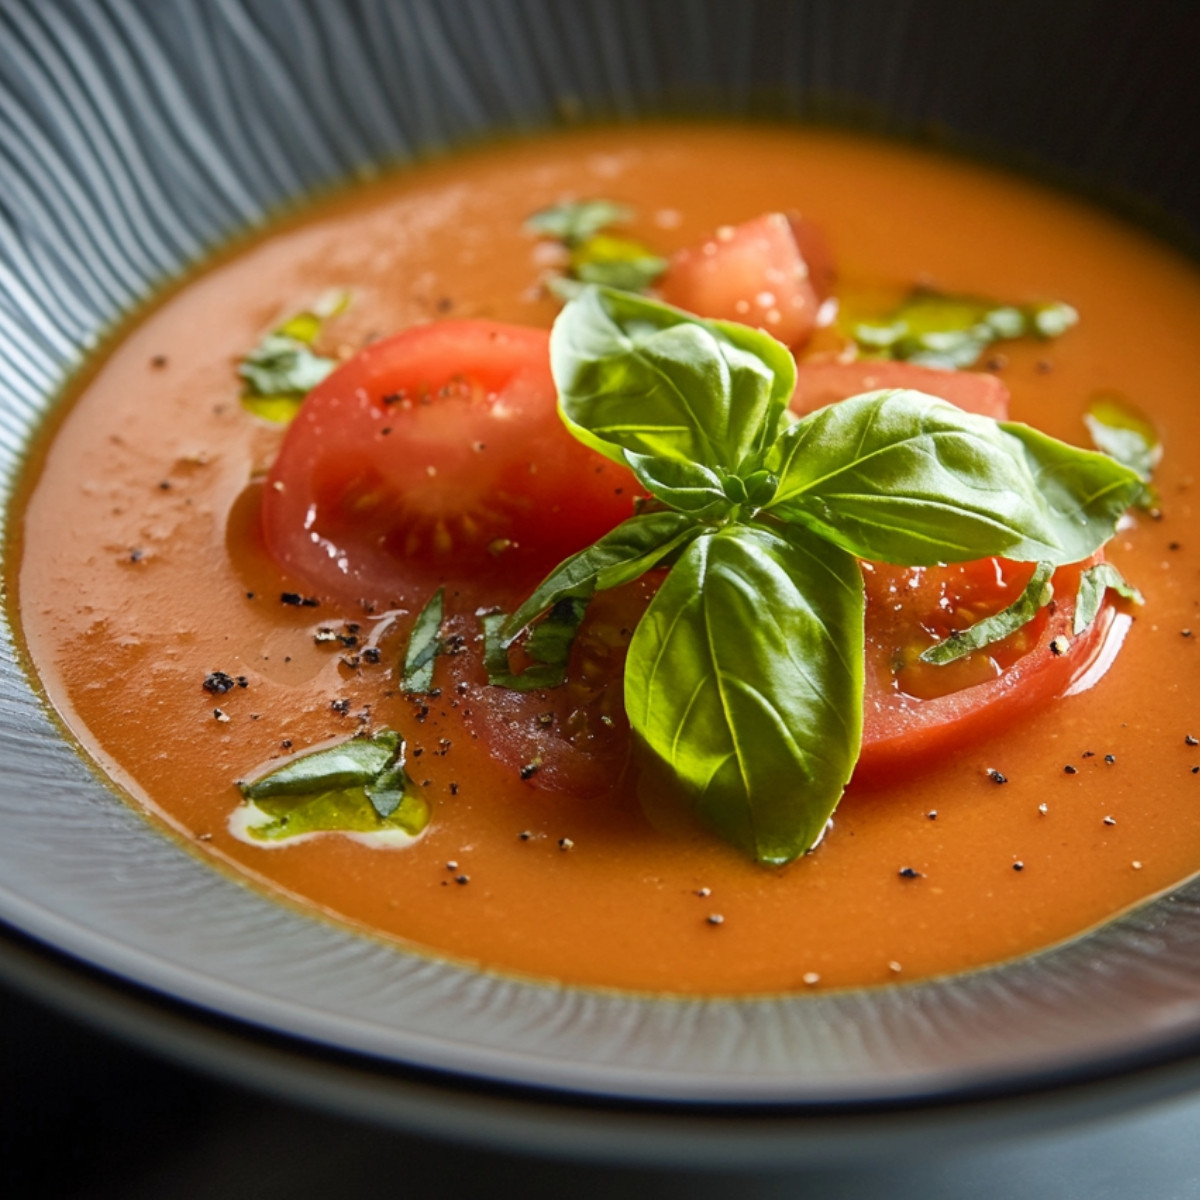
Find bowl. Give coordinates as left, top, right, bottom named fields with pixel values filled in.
left=3, top=0, right=1200, bottom=1167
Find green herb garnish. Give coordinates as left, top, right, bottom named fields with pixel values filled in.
left=1074, top=563, right=1145, bottom=635
left=482, top=591, right=589, bottom=691
left=402, top=588, right=445, bottom=693
left=238, top=291, right=348, bottom=422
left=236, top=729, right=427, bottom=841
left=919, top=561, right=1055, bottom=666
left=848, top=287, right=1078, bottom=369
left=1084, top=392, right=1161, bottom=509
left=526, top=201, right=666, bottom=298
left=504, top=286, right=1141, bottom=865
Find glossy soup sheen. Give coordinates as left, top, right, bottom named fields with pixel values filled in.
left=14, top=125, right=1200, bottom=995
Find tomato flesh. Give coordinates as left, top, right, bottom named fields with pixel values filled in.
left=658, top=213, right=832, bottom=349
left=791, top=359, right=1010, bottom=419
left=261, top=321, right=638, bottom=610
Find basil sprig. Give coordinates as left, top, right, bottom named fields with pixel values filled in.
left=503, top=287, right=1143, bottom=865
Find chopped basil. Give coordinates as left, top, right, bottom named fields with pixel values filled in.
left=1084, top=393, right=1161, bottom=509
left=527, top=201, right=665, bottom=297
left=1074, top=563, right=1145, bottom=635
left=516, top=286, right=1142, bottom=864
left=919, top=562, right=1055, bottom=666
left=402, top=588, right=444, bottom=693
left=848, top=287, right=1078, bottom=369
left=238, top=291, right=348, bottom=422
left=525, top=200, right=633, bottom=244
left=482, top=593, right=589, bottom=691
left=237, top=729, right=427, bottom=840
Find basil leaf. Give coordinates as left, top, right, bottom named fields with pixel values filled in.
left=239, top=333, right=337, bottom=397
left=920, top=562, right=1055, bottom=665
left=482, top=595, right=589, bottom=691
left=551, top=287, right=796, bottom=472
left=500, top=510, right=701, bottom=642
left=236, top=729, right=425, bottom=837
left=1074, top=562, right=1145, bottom=635
left=402, top=588, right=444, bottom=693
left=625, top=522, right=864, bottom=865
left=239, top=730, right=402, bottom=800
left=622, top=451, right=730, bottom=516
left=571, top=234, right=667, bottom=293
left=525, top=199, right=632, bottom=244
left=364, top=762, right=410, bottom=819
left=849, top=287, right=1078, bottom=369
left=1084, top=393, right=1161, bottom=510
left=764, top=389, right=1142, bottom=566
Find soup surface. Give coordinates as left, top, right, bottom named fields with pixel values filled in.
left=12, top=124, right=1200, bottom=994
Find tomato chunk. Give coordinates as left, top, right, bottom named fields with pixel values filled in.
left=658, top=213, right=832, bottom=349
left=261, top=321, right=638, bottom=610
left=791, top=360, right=1010, bottom=419
left=854, top=556, right=1118, bottom=784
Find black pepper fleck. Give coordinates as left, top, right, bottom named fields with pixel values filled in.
left=706, top=914, right=725, bottom=926
left=519, top=761, right=541, bottom=780
left=926, top=810, right=937, bottom=820
left=455, top=874, right=470, bottom=885
left=518, top=830, right=532, bottom=840
left=361, top=647, right=382, bottom=665
left=1064, top=764, right=1078, bottom=775
left=898, top=866, right=922, bottom=880
left=558, top=837, right=574, bottom=851
left=281, top=739, right=292, bottom=750
left=987, top=768, right=1008, bottom=784
left=1104, top=754, right=1116, bottom=765
left=450, top=783, right=460, bottom=795
left=280, top=592, right=320, bottom=608
left=330, top=699, right=351, bottom=715
left=202, top=671, right=236, bottom=695
left=1013, top=861, right=1025, bottom=872
left=1187, top=735, right=1199, bottom=747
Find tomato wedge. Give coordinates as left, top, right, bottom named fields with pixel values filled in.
left=658, top=213, right=833, bottom=350
left=261, top=321, right=638, bottom=610
left=854, top=556, right=1118, bottom=784
left=791, top=359, right=1010, bottom=419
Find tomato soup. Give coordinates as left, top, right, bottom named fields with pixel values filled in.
left=11, top=124, right=1200, bottom=995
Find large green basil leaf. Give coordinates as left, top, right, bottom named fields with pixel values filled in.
left=624, top=522, right=864, bottom=865
left=764, top=389, right=1142, bottom=566
left=550, top=287, right=796, bottom=472
left=500, top=510, right=700, bottom=642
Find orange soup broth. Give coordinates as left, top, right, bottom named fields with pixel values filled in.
left=12, top=124, right=1200, bottom=995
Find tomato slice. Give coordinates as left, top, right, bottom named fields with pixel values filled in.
left=261, top=321, right=638, bottom=610
left=791, top=359, right=1010, bottom=419
left=854, top=556, right=1117, bottom=784
left=658, top=213, right=832, bottom=349
left=458, top=577, right=658, bottom=797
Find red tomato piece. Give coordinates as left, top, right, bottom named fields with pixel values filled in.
left=458, top=577, right=659, bottom=797
left=854, top=556, right=1119, bottom=785
left=791, top=360, right=1010, bottom=419
left=261, top=321, right=638, bottom=610
left=658, top=213, right=831, bottom=349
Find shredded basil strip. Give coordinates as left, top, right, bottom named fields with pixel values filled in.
left=511, top=287, right=1142, bottom=863
left=919, top=562, right=1055, bottom=666
left=848, top=287, right=1078, bottom=369
left=1083, top=393, right=1161, bottom=510
left=525, top=200, right=633, bottom=244
left=238, top=292, right=348, bottom=422
left=482, top=595, right=589, bottom=691
left=527, top=201, right=665, bottom=296
left=237, top=729, right=424, bottom=833
left=402, top=588, right=444, bottom=693
left=1074, top=563, right=1145, bottom=635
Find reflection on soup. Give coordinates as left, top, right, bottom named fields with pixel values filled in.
left=12, top=124, right=1200, bottom=995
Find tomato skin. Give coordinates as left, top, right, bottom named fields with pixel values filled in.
left=261, top=321, right=638, bottom=610
left=791, top=360, right=1010, bottom=419
left=658, top=213, right=830, bottom=349
left=854, top=557, right=1114, bottom=785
